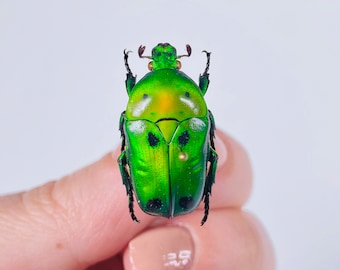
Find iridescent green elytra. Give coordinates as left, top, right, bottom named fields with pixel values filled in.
left=118, top=43, right=218, bottom=225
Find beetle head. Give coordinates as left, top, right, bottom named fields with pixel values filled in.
left=139, top=43, right=191, bottom=71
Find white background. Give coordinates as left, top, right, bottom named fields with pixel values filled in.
left=1, top=1, right=339, bottom=269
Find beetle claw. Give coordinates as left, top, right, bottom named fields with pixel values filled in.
left=131, top=214, right=140, bottom=223
left=201, top=193, right=210, bottom=225
left=186, top=44, right=192, bottom=56
left=138, top=45, right=146, bottom=58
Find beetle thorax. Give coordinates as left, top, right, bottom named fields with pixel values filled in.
left=126, top=70, right=207, bottom=123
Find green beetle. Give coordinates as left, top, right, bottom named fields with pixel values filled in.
left=118, top=43, right=218, bottom=225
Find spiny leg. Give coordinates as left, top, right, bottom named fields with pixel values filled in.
left=199, top=50, right=211, bottom=95
left=118, top=152, right=139, bottom=223
left=118, top=112, right=139, bottom=222
left=208, top=109, right=216, bottom=149
left=119, top=111, right=126, bottom=152
left=124, top=49, right=136, bottom=94
left=201, top=148, right=218, bottom=225
left=202, top=50, right=211, bottom=75
left=201, top=110, right=218, bottom=225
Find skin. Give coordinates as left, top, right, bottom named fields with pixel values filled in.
left=0, top=130, right=275, bottom=269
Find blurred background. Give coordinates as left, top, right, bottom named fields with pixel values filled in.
left=1, top=0, right=339, bottom=269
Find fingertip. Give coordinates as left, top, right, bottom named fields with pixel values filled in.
left=210, top=130, right=253, bottom=208
left=214, top=130, right=228, bottom=168
left=171, top=210, right=275, bottom=270
left=123, top=226, right=195, bottom=270
left=122, top=209, right=275, bottom=270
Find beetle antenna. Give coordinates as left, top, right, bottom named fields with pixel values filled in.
left=138, top=45, right=152, bottom=59
left=178, top=44, right=192, bottom=58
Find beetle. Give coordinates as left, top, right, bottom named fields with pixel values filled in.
left=118, top=43, right=218, bottom=225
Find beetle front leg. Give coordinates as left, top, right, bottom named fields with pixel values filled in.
left=118, top=151, right=140, bottom=223
left=124, top=50, right=136, bottom=94
left=199, top=50, right=211, bottom=95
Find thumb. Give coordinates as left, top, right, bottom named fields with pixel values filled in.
left=0, top=152, right=154, bottom=269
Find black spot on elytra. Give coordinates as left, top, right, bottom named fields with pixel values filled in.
left=143, top=93, right=148, bottom=99
left=178, top=131, right=190, bottom=146
left=147, top=198, right=162, bottom=211
left=179, top=196, right=194, bottom=210
left=148, top=132, right=159, bottom=147
left=185, top=91, right=190, bottom=98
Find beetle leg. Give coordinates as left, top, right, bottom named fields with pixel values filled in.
left=201, top=110, right=218, bottom=225
left=124, top=49, right=136, bottom=94
left=119, top=111, right=126, bottom=151
left=199, top=50, right=211, bottom=95
left=118, top=111, right=139, bottom=222
left=201, top=148, right=218, bottom=225
left=208, top=109, right=216, bottom=150
left=118, top=152, right=140, bottom=223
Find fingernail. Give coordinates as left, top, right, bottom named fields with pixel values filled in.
left=128, top=226, right=194, bottom=270
left=215, top=131, right=228, bottom=168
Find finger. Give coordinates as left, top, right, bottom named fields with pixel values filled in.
left=208, top=129, right=253, bottom=208
left=0, top=130, right=251, bottom=269
left=123, top=209, right=275, bottom=270
left=87, top=254, right=124, bottom=270
left=0, top=154, right=156, bottom=269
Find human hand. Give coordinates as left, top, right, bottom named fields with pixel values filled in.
left=0, top=130, right=275, bottom=269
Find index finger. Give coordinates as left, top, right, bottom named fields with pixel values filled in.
left=0, top=130, right=251, bottom=269
left=208, top=129, right=253, bottom=209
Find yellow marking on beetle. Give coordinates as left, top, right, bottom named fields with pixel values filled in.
left=157, top=91, right=177, bottom=114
